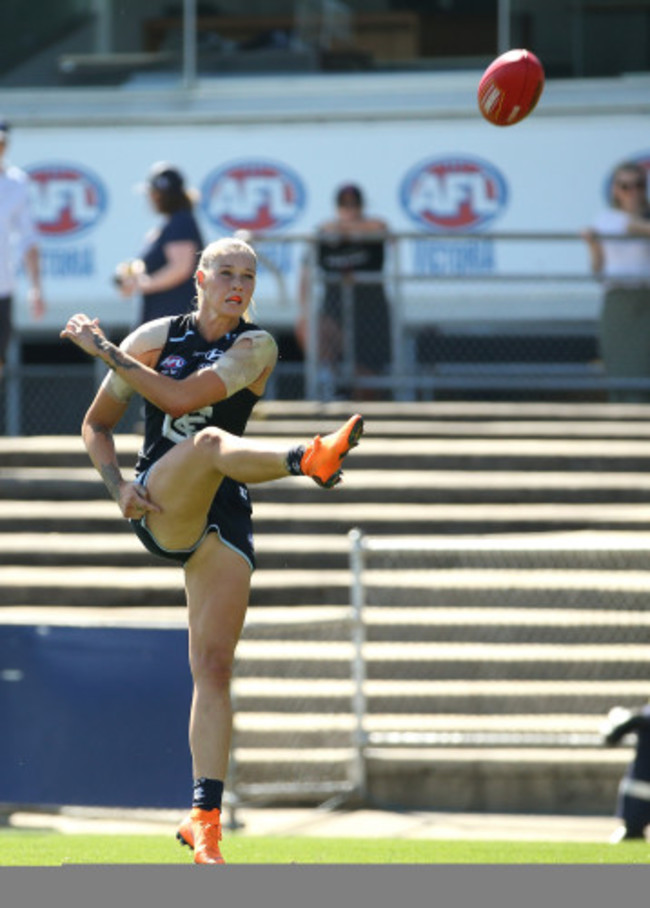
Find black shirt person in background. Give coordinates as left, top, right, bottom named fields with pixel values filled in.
left=602, top=704, right=650, bottom=842
left=297, top=183, right=392, bottom=399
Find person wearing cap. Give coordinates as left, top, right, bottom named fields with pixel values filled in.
left=114, top=162, right=204, bottom=325
left=297, top=182, right=392, bottom=400
left=0, top=118, right=45, bottom=375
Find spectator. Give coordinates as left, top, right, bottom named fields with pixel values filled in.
left=582, top=160, right=650, bottom=402
left=115, top=161, right=204, bottom=326
left=0, top=117, right=45, bottom=377
left=297, top=183, right=392, bottom=400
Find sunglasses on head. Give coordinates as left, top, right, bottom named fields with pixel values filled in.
left=616, top=179, right=646, bottom=190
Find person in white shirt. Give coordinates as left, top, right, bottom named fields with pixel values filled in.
left=582, top=160, right=650, bottom=401
left=0, top=118, right=45, bottom=375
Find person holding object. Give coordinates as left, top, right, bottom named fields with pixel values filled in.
left=60, top=236, right=364, bottom=864
left=582, top=160, right=650, bottom=402
left=115, top=161, right=204, bottom=326
left=0, top=118, right=45, bottom=376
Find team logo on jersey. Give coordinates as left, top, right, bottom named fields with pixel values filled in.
left=159, top=354, right=186, bottom=374
left=162, top=407, right=212, bottom=444
left=199, top=348, right=224, bottom=363
left=200, top=159, right=306, bottom=233
left=25, top=162, right=108, bottom=238
left=604, top=152, right=650, bottom=201
left=399, top=155, right=508, bottom=232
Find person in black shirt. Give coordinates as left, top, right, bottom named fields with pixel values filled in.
left=297, top=183, right=392, bottom=399
left=602, top=704, right=650, bottom=842
left=60, top=236, right=364, bottom=864
left=114, top=162, right=204, bottom=325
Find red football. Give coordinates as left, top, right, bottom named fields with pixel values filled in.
left=477, top=49, right=545, bottom=127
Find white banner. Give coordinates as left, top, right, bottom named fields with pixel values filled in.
left=9, top=114, right=649, bottom=334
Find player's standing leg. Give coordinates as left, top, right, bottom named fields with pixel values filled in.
left=177, top=535, right=251, bottom=864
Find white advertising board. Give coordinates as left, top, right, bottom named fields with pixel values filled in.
left=8, top=113, right=650, bottom=337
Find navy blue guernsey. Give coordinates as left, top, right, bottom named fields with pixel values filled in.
left=134, top=313, right=262, bottom=477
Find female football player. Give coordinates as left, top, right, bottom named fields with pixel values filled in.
left=61, top=235, right=363, bottom=864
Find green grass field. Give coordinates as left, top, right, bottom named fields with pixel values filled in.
left=2, top=830, right=649, bottom=865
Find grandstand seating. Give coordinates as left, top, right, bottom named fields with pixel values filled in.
left=1, top=399, right=648, bottom=814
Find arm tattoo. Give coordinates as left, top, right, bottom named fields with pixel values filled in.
left=88, top=422, right=123, bottom=502
left=93, top=334, right=138, bottom=372
left=99, top=462, right=123, bottom=502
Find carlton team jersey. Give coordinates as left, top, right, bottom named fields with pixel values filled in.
left=134, top=312, right=263, bottom=477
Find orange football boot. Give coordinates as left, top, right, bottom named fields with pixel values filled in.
left=176, top=812, right=194, bottom=850
left=300, top=414, right=364, bottom=488
left=176, top=807, right=224, bottom=864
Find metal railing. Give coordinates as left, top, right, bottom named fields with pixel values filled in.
left=294, top=230, right=649, bottom=402
left=346, top=528, right=643, bottom=758
left=3, top=229, right=649, bottom=433
left=226, top=590, right=368, bottom=823
left=0, top=355, right=142, bottom=437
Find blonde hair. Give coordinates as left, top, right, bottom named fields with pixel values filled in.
left=196, top=236, right=258, bottom=320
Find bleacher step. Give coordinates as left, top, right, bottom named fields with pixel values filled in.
left=231, top=677, right=650, bottom=714
left=4, top=563, right=650, bottom=608
left=3, top=404, right=650, bottom=814
left=9, top=467, right=650, bottom=505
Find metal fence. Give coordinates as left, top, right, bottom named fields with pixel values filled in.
left=295, top=230, right=650, bottom=403
left=347, top=528, right=650, bottom=756
left=227, top=597, right=367, bottom=821
left=226, top=522, right=648, bottom=816
left=5, top=229, right=650, bottom=434
left=0, top=355, right=141, bottom=436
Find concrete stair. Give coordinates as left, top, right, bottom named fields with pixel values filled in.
left=3, top=399, right=650, bottom=813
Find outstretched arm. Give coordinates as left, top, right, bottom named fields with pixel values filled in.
left=61, top=314, right=277, bottom=414
left=117, top=241, right=198, bottom=298
left=61, top=313, right=228, bottom=417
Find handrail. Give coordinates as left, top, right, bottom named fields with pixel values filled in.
left=246, top=230, right=643, bottom=244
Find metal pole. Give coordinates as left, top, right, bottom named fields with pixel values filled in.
left=224, top=683, right=241, bottom=832
left=389, top=236, right=408, bottom=400
left=497, top=0, right=511, bottom=54
left=5, top=335, right=21, bottom=436
left=341, top=277, right=355, bottom=394
left=182, top=0, right=197, bottom=90
left=348, top=527, right=368, bottom=802
left=305, top=240, right=320, bottom=400
left=572, top=0, right=585, bottom=78
left=93, top=0, right=111, bottom=54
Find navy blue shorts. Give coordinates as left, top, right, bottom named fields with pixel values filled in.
left=130, top=474, right=255, bottom=570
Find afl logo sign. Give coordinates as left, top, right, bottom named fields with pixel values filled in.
left=26, top=163, right=107, bottom=239
left=201, top=160, right=305, bottom=233
left=400, top=156, right=508, bottom=232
